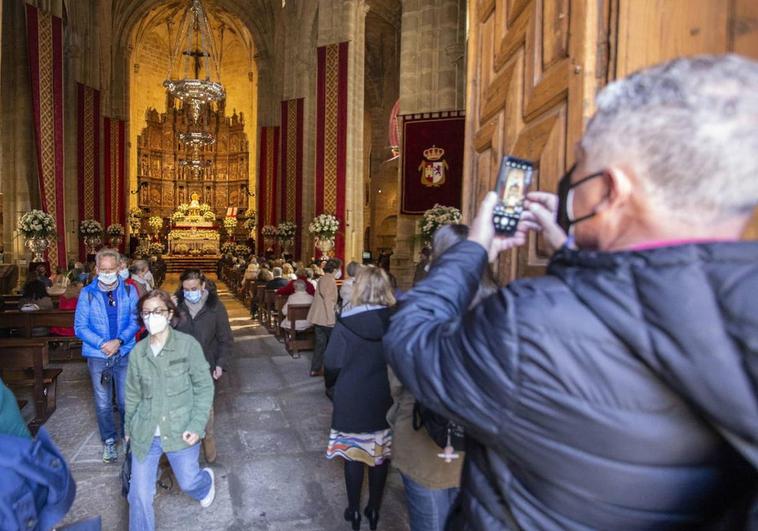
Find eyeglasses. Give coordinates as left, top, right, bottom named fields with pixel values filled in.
left=107, top=291, right=117, bottom=307
left=140, top=308, right=170, bottom=318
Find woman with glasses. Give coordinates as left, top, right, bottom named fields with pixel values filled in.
left=124, top=290, right=215, bottom=531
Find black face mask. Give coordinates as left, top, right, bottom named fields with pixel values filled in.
left=556, top=164, right=605, bottom=232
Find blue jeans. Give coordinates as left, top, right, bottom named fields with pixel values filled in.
left=401, top=473, right=459, bottom=531
left=87, top=355, right=128, bottom=442
left=128, top=437, right=212, bottom=531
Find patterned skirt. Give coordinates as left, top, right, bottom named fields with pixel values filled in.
left=326, top=428, right=392, bottom=466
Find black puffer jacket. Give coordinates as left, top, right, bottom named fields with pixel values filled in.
left=325, top=307, right=393, bottom=433
left=174, top=289, right=234, bottom=371
left=384, top=240, right=757, bottom=530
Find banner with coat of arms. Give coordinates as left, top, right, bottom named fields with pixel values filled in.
left=400, top=112, right=465, bottom=214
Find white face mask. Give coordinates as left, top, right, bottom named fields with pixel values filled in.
left=145, top=314, right=169, bottom=335
left=98, top=271, right=118, bottom=285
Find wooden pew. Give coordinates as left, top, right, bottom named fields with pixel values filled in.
left=281, top=304, right=314, bottom=358
left=0, top=340, right=62, bottom=433
left=0, top=310, right=81, bottom=360
left=273, top=295, right=286, bottom=339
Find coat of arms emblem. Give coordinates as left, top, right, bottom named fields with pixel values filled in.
left=418, top=145, right=448, bottom=188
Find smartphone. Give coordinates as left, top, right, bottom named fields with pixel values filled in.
left=492, top=156, right=534, bottom=235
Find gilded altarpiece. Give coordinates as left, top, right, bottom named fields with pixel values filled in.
left=136, top=99, right=250, bottom=218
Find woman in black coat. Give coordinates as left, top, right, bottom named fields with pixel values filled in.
left=174, top=269, right=234, bottom=463
left=324, top=266, right=395, bottom=531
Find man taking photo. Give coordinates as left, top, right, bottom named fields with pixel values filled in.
left=385, top=55, right=758, bottom=530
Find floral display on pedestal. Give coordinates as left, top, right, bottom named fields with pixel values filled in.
left=276, top=221, right=297, bottom=256
left=19, top=210, right=57, bottom=262
left=128, top=207, right=143, bottom=233
left=309, top=213, right=339, bottom=259
left=419, top=204, right=462, bottom=246
left=261, top=225, right=278, bottom=252
left=79, top=219, right=104, bottom=256
left=106, top=223, right=125, bottom=248
left=147, top=216, right=164, bottom=239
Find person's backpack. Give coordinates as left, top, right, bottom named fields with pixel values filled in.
left=412, top=401, right=466, bottom=451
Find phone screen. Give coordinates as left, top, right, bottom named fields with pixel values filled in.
left=501, top=167, right=526, bottom=215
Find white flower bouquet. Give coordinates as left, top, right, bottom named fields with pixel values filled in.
left=203, top=211, right=216, bottom=221
left=79, top=219, right=103, bottom=237
left=148, top=242, right=164, bottom=256
left=135, top=241, right=151, bottom=258
left=106, top=224, right=125, bottom=237
left=148, top=216, right=163, bottom=232
left=308, top=213, right=339, bottom=239
left=276, top=221, right=297, bottom=242
left=223, top=216, right=238, bottom=233
left=19, top=210, right=57, bottom=239
left=220, top=242, right=236, bottom=255
left=420, top=204, right=462, bottom=243
left=171, top=211, right=186, bottom=223
left=261, top=225, right=278, bottom=239
left=235, top=244, right=250, bottom=257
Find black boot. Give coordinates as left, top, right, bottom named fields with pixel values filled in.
left=364, top=507, right=379, bottom=530
left=344, top=507, right=361, bottom=530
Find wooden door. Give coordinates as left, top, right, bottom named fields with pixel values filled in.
left=462, top=0, right=609, bottom=283
left=463, top=0, right=758, bottom=284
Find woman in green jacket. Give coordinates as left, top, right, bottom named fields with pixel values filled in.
left=125, top=290, right=215, bottom=531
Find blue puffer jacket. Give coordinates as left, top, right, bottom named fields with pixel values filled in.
left=0, top=428, right=76, bottom=531
left=385, top=241, right=758, bottom=530
left=74, top=280, right=139, bottom=359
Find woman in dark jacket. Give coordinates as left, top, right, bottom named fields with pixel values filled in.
left=174, top=269, right=234, bottom=463
left=324, top=266, right=395, bottom=531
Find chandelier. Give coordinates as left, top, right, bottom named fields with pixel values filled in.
left=164, top=0, right=225, bottom=118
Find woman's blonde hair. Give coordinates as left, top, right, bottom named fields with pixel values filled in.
left=351, top=265, right=396, bottom=308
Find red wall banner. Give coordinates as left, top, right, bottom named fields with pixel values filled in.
left=104, top=117, right=126, bottom=248
left=26, top=4, right=66, bottom=268
left=77, top=83, right=101, bottom=260
left=281, top=98, right=304, bottom=258
left=257, top=126, right=280, bottom=255
left=400, top=112, right=465, bottom=214
left=315, top=42, right=348, bottom=259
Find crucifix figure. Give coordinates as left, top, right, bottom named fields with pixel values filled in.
left=182, top=48, right=209, bottom=79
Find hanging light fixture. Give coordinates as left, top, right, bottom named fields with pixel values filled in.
left=164, top=0, right=225, bottom=119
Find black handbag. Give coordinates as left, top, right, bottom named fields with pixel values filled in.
left=120, top=442, right=132, bottom=498
left=412, top=401, right=466, bottom=451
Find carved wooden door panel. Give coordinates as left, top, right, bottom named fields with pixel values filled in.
left=462, top=0, right=609, bottom=283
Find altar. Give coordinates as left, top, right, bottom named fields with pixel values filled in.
left=168, top=194, right=221, bottom=256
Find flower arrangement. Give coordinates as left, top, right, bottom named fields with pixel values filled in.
left=134, top=241, right=150, bottom=257
left=18, top=210, right=57, bottom=239
left=128, top=206, right=143, bottom=218
left=420, top=204, right=462, bottom=244
left=243, top=210, right=257, bottom=230
left=223, top=216, right=238, bottom=233
left=79, top=219, right=103, bottom=238
left=171, top=211, right=186, bottom=223
left=198, top=203, right=212, bottom=213
left=235, top=244, right=250, bottom=257
left=148, top=216, right=164, bottom=232
left=203, top=211, right=216, bottom=221
left=148, top=242, right=164, bottom=256
left=261, top=225, right=278, bottom=239
left=202, top=244, right=217, bottom=255
left=221, top=242, right=236, bottom=255
left=174, top=243, right=190, bottom=255
left=308, top=213, right=339, bottom=239
left=276, top=221, right=297, bottom=242
left=106, top=224, right=125, bottom=237
left=189, top=248, right=202, bottom=256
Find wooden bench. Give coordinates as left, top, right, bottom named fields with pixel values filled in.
left=281, top=304, right=314, bottom=358
left=1, top=294, right=61, bottom=311
left=0, top=340, right=62, bottom=434
left=0, top=310, right=81, bottom=360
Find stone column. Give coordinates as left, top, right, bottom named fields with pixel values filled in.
left=392, top=0, right=467, bottom=288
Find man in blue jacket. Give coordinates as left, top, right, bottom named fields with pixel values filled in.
left=385, top=55, right=758, bottom=530
left=75, top=247, right=140, bottom=463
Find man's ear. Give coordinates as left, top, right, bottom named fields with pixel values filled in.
left=601, top=166, right=634, bottom=212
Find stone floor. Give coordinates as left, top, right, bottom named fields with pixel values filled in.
left=37, top=275, right=410, bottom=530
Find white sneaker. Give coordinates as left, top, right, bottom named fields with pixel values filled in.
left=200, top=467, right=215, bottom=508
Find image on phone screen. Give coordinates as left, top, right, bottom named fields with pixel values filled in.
left=501, top=168, right=526, bottom=215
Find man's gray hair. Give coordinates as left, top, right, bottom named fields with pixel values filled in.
left=293, top=279, right=307, bottom=292
left=95, top=248, right=120, bottom=267
left=272, top=266, right=283, bottom=277
left=581, top=54, right=758, bottom=221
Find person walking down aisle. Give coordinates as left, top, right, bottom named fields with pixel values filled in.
left=325, top=266, right=395, bottom=531
left=74, top=248, right=140, bottom=463
left=174, top=269, right=234, bottom=464
left=307, top=258, right=341, bottom=377
left=125, top=290, right=215, bottom=531
left=384, top=55, right=758, bottom=530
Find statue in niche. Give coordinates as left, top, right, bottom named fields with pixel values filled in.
left=140, top=184, right=150, bottom=205
left=150, top=188, right=161, bottom=207
left=177, top=187, right=186, bottom=204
